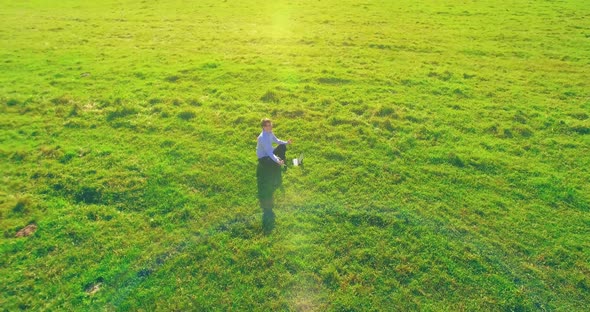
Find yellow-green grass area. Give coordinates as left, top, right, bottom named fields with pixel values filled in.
left=1, top=0, right=589, bottom=310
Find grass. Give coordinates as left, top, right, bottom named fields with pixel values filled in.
left=1, top=0, right=589, bottom=310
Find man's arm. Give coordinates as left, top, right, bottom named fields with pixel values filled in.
left=272, top=133, right=291, bottom=145
left=259, top=135, right=283, bottom=164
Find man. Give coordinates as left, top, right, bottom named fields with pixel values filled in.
left=256, top=118, right=292, bottom=232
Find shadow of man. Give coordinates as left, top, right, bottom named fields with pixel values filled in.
left=261, top=198, right=276, bottom=235
left=257, top=144, right=287, bottom=235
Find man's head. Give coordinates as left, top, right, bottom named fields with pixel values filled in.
left=261, top=118, right=273, bottom=131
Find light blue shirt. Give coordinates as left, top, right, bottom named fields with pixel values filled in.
left=257, top=130, right=287, bottom=163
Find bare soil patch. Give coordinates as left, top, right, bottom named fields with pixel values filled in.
left=15, top=223, right=37, bottom=237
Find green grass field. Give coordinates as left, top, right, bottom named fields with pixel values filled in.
left=1, top=0, right=589, bottom=310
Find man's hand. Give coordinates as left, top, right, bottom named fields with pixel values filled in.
left=287, top=139, right=293, bottom=144
left=278, top=159, right=285, bottom=166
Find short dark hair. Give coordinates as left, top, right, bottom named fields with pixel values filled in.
left=261, top=118, right=272, bottom=128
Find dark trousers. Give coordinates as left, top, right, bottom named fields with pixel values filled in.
left=274, top=144, right=286, bottom=163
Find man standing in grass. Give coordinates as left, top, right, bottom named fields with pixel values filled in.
left=256, top=118, right=292, bottom=232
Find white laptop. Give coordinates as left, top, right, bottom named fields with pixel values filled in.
left=292, top=153, right=304, bottom=166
